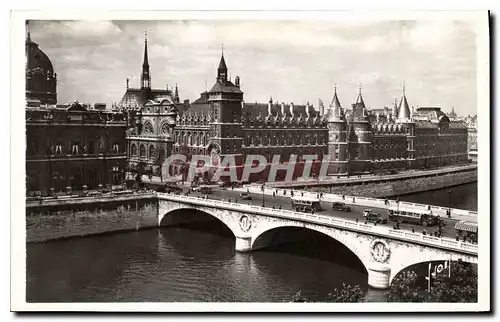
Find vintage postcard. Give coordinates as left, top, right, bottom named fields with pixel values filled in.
left=11, top=10, right=490, bottom=312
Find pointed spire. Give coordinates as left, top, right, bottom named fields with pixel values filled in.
left=397, top=82, right=411, bottom=121
left=330, top=84, right=342, bottom=114
left=141, top=30, right=151, bottom=90
left=174, top=83, right=179, bottom=103
left=218, top=44, right=227, bottom=71
left=355, top=83, right=365, bottom=109
left=143, top=30, right=149, bottom=68
left=26, top=20, right=31, bottom=42
left=217, top=45, right=228, bottom=83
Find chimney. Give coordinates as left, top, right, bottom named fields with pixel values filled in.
left=268, top=99, right=272, bottom=115
left=281, top=102, right=285, bottom=116
left=319, top=100, right=324, bottom=115
left=235, top=76, right=240, bottom=87
left=306, top=102, right=310, bottom=117
left=290, top=102, right=294, bottom=115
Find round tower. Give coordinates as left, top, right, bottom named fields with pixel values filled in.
left=326, top=86, right=348, bottom=175
left=347, top=87, right=373, bottom=174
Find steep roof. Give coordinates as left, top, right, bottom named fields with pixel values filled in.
left=327, top=88, right=345, bottom=122
left=208, top=81, right=243, bottom=94
left=397, top=94, right=411, bottom=120
left=118, top=88, right=173, bottom=108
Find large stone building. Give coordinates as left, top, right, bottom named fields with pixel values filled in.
left=121, top=37, right=469, bottom=183
left=25, top=27, right=128, bottom=194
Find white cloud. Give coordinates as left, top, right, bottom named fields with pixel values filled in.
left=29, top=19, right=479, bottom=117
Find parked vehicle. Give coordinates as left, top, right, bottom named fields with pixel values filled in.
left=365, top=212, right=387, bottom=224
left=292, top=196, right=322, bottom=213
left=388, top=209, right=440, bottom=227
left=362, top=209, right=373, bottom=217
left=454, top=220, right=478, bottom=242
left=295, top=205, right=316, bottom=214
left=239, top=192, right=252, bottom=200
left=332, top=202, right=351, bottom=212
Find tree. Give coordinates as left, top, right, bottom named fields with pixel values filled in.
left=386, top=260, right=477, bottom=302
left=290, top=284, right=366, bottom=303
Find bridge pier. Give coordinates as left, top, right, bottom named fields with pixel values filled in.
left=368, top=263, right=391, bottom=289
left=235, top=236, right=252, bottom=252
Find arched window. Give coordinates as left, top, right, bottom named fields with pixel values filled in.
left=131, top=144, right=137, bottom=156
left=149, top=145, right=156, bottom=159
left=139, top=144, right=146, bottom=157
left=143, top=121, right=154, bottom=134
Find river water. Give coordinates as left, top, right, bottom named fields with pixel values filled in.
left=26, top=183, right=477, bottom=302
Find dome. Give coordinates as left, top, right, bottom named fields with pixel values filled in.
left=25, top=34, right=57, bottom=105
left=26, top=38, right=54, bottom=74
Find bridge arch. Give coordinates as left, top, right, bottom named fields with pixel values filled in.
left=158, top=203, right=239, bottom=238
left=388, top=250, right=478, bottom=284
left=251, top=221, right=371, bottom=274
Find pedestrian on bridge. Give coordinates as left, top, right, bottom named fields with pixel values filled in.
left=353, top=197, right=356, bottom=203
left=273, top=192, right=276, bottom=197
left=301, top=192, right=304, bottom=197
left=412, top=228, right=415, bottom=233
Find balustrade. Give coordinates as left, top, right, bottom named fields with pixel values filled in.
left=158, top=192, right=477, bottom=254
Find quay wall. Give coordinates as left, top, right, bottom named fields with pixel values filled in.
left=26, top=193, right=158, bottom=243
left=290, top=167, right=477, bottom=198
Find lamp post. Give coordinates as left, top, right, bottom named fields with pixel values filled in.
left=448, top=189, right=452, bottom=217
left=397, top=198, right=400, bottom=213
left=261, top=184, right=265, bottom=207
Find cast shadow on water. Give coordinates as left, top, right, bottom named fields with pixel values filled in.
left=27, top=209, right=375, bottom=303
left=158, top=211, right=370, bottom=302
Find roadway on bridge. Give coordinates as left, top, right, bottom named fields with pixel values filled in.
left=188, top=188, right=462, bottom=240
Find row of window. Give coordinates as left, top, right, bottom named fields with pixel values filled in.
left=35, top=143, right=121, bottom=156
left=130, top=144, right=166, bottom=159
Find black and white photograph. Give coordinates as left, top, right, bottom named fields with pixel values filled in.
left=10, top=10, right=490, bottom=312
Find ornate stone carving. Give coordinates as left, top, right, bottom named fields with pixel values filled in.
left=370, top=239, right=391, bottom=263
left=239, top=215, right=252, bottom=232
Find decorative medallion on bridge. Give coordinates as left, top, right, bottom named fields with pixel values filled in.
left=239, top=215, right=252, bottom=232
left=370, top=239, right=391, bottom=263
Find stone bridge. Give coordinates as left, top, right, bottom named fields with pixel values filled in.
left=157, top=193, right=478, bottom=289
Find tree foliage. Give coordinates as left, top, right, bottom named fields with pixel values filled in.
left=386, top=260, right=477, bottom=302
left=291, top=283, right=366, bottom=303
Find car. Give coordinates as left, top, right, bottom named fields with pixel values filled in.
left=362, top=209, right=372, bottom=217
left=240, top=192, right=252, bottom=200
left=365, top=212, right=388, bottom=224
left=332, top=202, right=351, bottom=212
left=295, top=206, right=315, bottom=213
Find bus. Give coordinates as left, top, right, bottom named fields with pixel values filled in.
left=388, top=209, right=441, bottom=227
left=454, top=220, right=478, bottom=243
left=291, top=196, right=322, bottom=213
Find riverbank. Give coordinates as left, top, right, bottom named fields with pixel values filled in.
left=26, top=193, right=158, bottom=243
left=284, top=165, right=477, bottom=198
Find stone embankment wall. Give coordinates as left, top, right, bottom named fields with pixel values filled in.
left=310, top=169, right=477, bottom=198
left=26, top=197, right=158, bottom=243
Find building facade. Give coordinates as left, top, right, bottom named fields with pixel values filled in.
left=122, top=39, right=469, bottom=183
left=25, top=28, right=128, bottom=194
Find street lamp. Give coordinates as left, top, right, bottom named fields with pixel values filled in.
left=448, top=190, right=452, bottom=217
left=261, top=184, right=265, bottom=207
left=397, top=198, right=400, bottom=213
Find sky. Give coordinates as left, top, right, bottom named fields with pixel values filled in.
left=28, top=19, right=478, bottom=116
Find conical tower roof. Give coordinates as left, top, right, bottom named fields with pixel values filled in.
left=397, top=85, right=411, bottom=121
left=327, top=86, right=345, bottom=122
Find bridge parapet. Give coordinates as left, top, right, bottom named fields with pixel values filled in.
left=240, top=186, right=478, bottom=219
left=156, top=193, right=478, bottom=256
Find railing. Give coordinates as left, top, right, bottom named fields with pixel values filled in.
left=240, top=186, right=478, bottom=218
left=26, top=190, right=157, bottom=207
left=157, top=193, right=478, bottom=255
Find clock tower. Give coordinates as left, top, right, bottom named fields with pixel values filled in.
left=207, top=49, right=244, bottom=181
